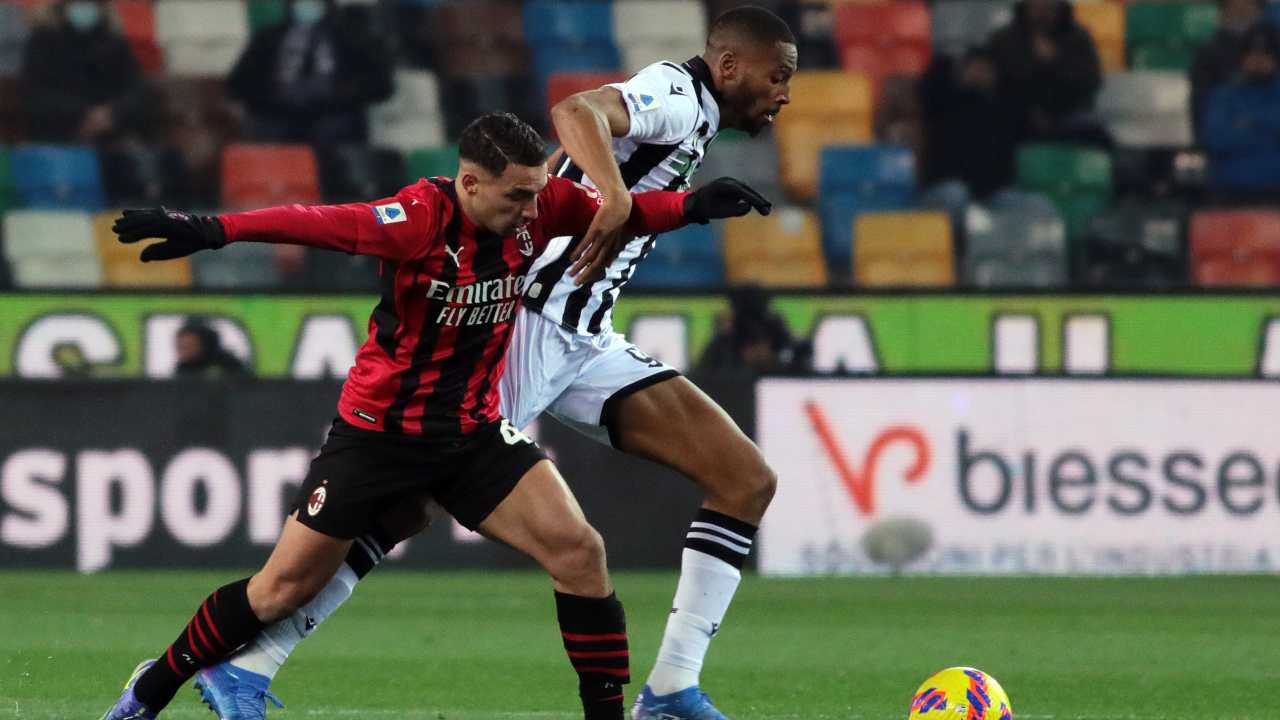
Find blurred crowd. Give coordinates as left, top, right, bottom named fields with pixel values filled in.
left=1, top=0, right=1279, bottom=295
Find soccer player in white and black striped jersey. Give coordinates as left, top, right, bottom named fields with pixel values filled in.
left=205, top=7, right=797, bottom=720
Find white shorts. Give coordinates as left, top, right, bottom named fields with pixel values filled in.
left=499, top=306, right=679, bottom=445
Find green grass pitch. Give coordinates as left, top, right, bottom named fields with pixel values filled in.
left=2, top=571, right=1277, bottom=719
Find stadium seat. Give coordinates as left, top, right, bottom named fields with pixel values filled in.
left=835, top=1, right=931, bottom=94
left=1072, top=1, right=1125, bottom=73
left=2, top=210, right=102, bottom=288
left=93, top=211, right=193, bottom=288
left=11, top=145, right=106, bottom=210
left=626, top=223, right=724, bottom=289
left=774, top=72, right=874, bottom=200
left=964, top=204, right=1069, bottom=288
left=853, top=211, right=954, bottom=287
left=405, top=145, right=460, bottom=182
left=221, top=144, right=320, bottom=210
left=1096, top=71, right=1192, bottom=147
left=0, top=2, right=29, bottom=76
left=819, top=144, right=916, bottom=266
left=0, top=145, right=14, bottom=212
left=1125, top=2, right=1217, bottom=71
left=99, top=146, right=191, bottom=207
left=192, top=239, right=282, bottom=288
left=612, top=0, right=704, bottom=73
left=932, top=0, right=1013, bottom=57
left=524, top=0, right=616, bottom=47
left=1269, top=3, right=1280, bottom=29
left=698, top=131, right=784, bottom=211
left=546, top=71, right=628, bottom=132
left=430, top=0, right=528, bottom=78
left=1015, top=144, right=1113, bottom=239
left=247, top=0, right=287, bottom=32
left=112, top=0, right=164, bottom=74
left=533, top=45, right=622, bottom=80
left=369, top=70, right=446, bottom=152
left=1189, top=209, right=1280, bottom=287
left=155, top=0, right=250, bottom=77
left=722, top=208, right=829, bottom=287
left=1081, top=202, right=1186, bottom=288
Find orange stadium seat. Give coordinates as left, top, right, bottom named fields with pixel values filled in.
left=1073, top=1, right=1126, bottom=73
left=853, top=211, right=955, bottom=287
left=1189, top=210, right=1280, bottom=287
left=723, top=208, right=829, bottom=288
left=221, top=144, right=320, bottom=210
left=93, top=210, right=193, bottom=288
left=834, top=1, right=932, bottom=78
left=112, top=0, right=164, bottom=74
left=774, top=71, right=873, bottom=200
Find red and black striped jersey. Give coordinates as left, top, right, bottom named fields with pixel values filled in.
left=219, top=175, right=689, bottom=436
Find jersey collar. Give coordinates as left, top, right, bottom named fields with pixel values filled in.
left=681, top=56, right=724, bottom=109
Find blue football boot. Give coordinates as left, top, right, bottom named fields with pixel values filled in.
left=193, top=663, right=284, bottom=719
left=100, top=659, right=158, bottom=720
left=632, top=685, right=729, bottom=720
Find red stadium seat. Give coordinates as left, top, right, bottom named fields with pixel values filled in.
left=112, top=0, right=164, bottom=74
left=834, top=1, right=931, bottom=49
left=1189, top=210, right=1280, bottom=287
left=221, top=144, right=321, bottom=211
left=546, top=71, right=628, bottom=134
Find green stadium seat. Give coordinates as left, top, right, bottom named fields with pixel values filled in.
left=247, top=0, right=287, bottom=32
left=1126, top=2, right=1218, bottom=71
left=1015, top=144, right=1113, bottom=241
left=406, top=146, right=460, bottom=183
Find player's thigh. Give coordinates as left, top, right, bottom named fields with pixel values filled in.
left=500, top=307, right=586, bottom=430
left=610, top=374, right=765, bottom=491
left=547, top=334, right=680, bottom=447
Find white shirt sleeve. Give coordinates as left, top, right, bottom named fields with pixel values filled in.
left=606, top=63, right=702, bottom=145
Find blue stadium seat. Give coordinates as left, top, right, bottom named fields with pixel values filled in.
left=11, top=145, right=106, bottom=210
left=533, top=45, right=622, bottom=78
left=524, top=0, right=616, bottom=46
left=627, top=224, right=724, bottom=289
left=818, top=145, right=916, bottom=266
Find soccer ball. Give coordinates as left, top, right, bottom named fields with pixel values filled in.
left=907, top=667, right=1012, bottom=719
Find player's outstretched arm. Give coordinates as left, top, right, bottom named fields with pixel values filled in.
left=624, top=176, right=772, bottom=236
left=113, top=185, right=442, bottom=263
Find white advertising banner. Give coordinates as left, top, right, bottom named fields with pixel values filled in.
left=757, top=378, right=1280, bottom=576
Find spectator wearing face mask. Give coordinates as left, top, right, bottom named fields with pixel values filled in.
left=1191, top=0, right=1280, bottom=140
left=18, top=0, right=154, bottom=144
left=227, top=0, right=394, bottom=144
left=1201, top=25, right=1280, bottom=194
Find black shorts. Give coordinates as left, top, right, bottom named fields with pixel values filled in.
left=291, top=417, right=548, bottom=538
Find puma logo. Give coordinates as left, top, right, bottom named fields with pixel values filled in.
left=444, top=245, right=464, bottom=268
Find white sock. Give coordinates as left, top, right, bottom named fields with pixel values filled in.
left=645, top=548, right=746, bottom=695
left=229, top=558, right=363, bottom=679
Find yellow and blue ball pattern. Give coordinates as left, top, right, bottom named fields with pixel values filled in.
left=908, top=667, right=1012, bottom=720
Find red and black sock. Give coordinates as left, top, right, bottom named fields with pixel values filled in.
left=556, top=591, right=630, bottom=720
left=133, top=578, right=265, bottom=711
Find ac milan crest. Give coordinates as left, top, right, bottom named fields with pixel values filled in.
left=307, top=485, right=327, bottom=516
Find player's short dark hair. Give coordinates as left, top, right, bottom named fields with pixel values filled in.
left=458, top=112, right=547, bottom=176
left=707, top=5, right=796, bottom=50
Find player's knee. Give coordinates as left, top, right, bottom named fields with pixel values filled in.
left=545, top=524, right=607, bottom=586
left=707, top=452, right=777, bottom=521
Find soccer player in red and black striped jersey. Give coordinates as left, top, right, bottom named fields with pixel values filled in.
left=100, top=112, right=770, bottom=720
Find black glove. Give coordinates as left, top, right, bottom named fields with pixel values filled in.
left=112, top=208, right=227, bottom=262
left=682, top=177, right=772, bottom=224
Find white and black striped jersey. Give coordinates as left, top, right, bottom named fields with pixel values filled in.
left=522, top=57, right=722, bottom=336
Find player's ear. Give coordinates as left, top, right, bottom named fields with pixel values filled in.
left=717, top=49, right=739, bottom=81
left=459, top=171, right=481, bottom=195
